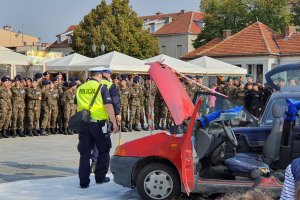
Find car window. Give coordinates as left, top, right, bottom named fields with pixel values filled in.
left=194, top=93, right=253, bottom=126
left=262, top=98, right=300, bottom=125
left=270, top=69, right=300, bottom=88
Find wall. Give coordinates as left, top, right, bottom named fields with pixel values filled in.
left=0, top=29, right=39, bottom=47
left=157, top=34, right=192, bottom=58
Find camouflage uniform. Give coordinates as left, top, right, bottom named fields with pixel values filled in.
left=11, top=86, right=26, bottom=133
left=0, top=87, right=12, bottom=135
left=154, top=91, right=164, bottom=129
left=27, top=87, right=42, bottom=134
left=139, top=85, right=146, bottom=128
left=223, top=84, right=237, bottom=99
left=56, top=81, right=64, bottom=132
left=61, top=88, right=74, bottom=133
left=129, top=84, right=143, bottom=129
left=118, top=86, right=130, bottom=130
left=235, top=88, right=246, bottom=106
left=185, top=83, right=198, bottom=100
left=40, top=87, right=51, bottom=130
left=144, top=82, right=156, bottom=125
left=49, top=88, right=59, bottom=133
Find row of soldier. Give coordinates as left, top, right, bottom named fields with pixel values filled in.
left=0, top=70, right=273, bottom=139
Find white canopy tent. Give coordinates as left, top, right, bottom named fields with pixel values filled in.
left=71, top=51, right=147, bottom=73
left=144, top=54, right=206, bottom=75
left=46, top=53, right=90, bottom=71
left=188, top=56, right=247, bottom=76
left=0, top=46, right=29, bottom=65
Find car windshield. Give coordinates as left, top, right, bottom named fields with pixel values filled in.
left=262, top=98, right=300, bottom=125
left=193, top=93, right=254, bottom=127
left=270, top=68, right=300, bottom=88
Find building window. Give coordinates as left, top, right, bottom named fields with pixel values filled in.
left=161, top=46, right=166, bottom=54
left=150, top=24, right=156, bottom=33
left=176, top=45, right=182, bottom=58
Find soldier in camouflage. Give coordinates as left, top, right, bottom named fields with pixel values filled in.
left=11, top=75, right=26, bottom=137
left=139, top=79, right=148, bottom=131
left=235, top=82, right=246, bottom=106
left=128, top=77, right=143, bottom=131
left=223, top=77, right=237, bottom=99
left=40, top=80, right=51, bottom=136
left=119, top=77, right=130, bottom=132
left=56, top=72, right=64, bottom=134
left=61, top=82, right=76, bottom=135
left=0, top=77, right=12, bottom=138
left=184, top=76, right=198, bottom=100
left=48, top=78, right=59, bottom=134
left=144, top=76, right=156, bottom=130
left=27, top=78, right=42, bottom=136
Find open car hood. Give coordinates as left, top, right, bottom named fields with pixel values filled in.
left=148, top=62, right=195, bottom=125
left=265, top=63, right=300, bottom=91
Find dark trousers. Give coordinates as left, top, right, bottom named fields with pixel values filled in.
left=78, top=122, right=112, bottom=186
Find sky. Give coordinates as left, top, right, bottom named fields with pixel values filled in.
left=0, top=0, right=199, bottom=43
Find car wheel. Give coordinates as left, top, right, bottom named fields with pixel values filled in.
left=136, top=163, right=180, bottom=200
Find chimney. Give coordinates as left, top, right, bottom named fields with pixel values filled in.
left=223, top=30, right=232, bottom=40
left=156, top=11, right=162, bottom=15
left=180, top=10, right=186, bottom=14
left=285, top=26, right=297, bottom=38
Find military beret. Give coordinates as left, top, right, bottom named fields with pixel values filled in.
left=69, top=81, right=77, bottom=87
left=133, top=76, right=140, bottom=83
left=69, top=77, right=75, bottom=82
left=219, top=81, right=226, bottom=85
left=51, top=77, right=58, bottom=82
left=196, top=76, right=204, bottom=79
left=227, top=76, right=233, bottom=81
left=233, top=77, right=238, bottom=80
left=27, top=78, right=32, bottom=82
left=246, top=82, right=253, bottom=86
left=246, top=74, right=253, bottom=78
left=14, top=75, right=22, bottom=81
left=63, top=81, right=69, bottom=87
left=56, top=72, right=63, bottom=76
left=32, top=78, right=38, bottom=82
left=1, top=77, right=10, bottom=82
left=34, top=73, right=43, bottom=79
left=41, top=80, right=50, bottom=85
left=240, top=81, right=245, bottom=85
left=43, top=71, right=50, bottom=76
left=120, top=74, right=128, bottom=79
left=186, top=75, right=193, bottom=79
left=111, top=75, right=118, bottom=80
left=74, top=76, right=80, bottom=81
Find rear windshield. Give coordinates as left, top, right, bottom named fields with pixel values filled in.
left=271, top=68, right=300, bottom=88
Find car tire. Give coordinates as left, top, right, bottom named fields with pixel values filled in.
left=136, top=163, right=180, bottom=200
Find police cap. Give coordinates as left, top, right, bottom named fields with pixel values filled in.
left=14, top=75, right=22, bottom=81
left=133, top=76, right=140, bottom=83
left=120, top=74, right=128, bottom=80
left=51, top=77, right=58, bottom=82
left=89, top=67, right=105, bottom=74
left=102, top=69, right=112, bottom=74
left=69, top=81, right=77, bottom=87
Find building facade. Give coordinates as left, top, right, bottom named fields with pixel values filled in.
left=182, top=22, right=300, bottom=83
left=141, top=10, right=203, bottom=59
left=49, top=25, right=76, bottom=56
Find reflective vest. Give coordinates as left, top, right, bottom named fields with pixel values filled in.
left=76, top=80, right=108, bottom=120
left=101, top=79, right=113, bottom=89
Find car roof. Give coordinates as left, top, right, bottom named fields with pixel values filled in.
left=269, top=91, right=300, bottom=99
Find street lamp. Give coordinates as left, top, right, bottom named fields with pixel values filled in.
left=92, top=43, right=105, bottom=56
left=92, top=43, right=97, bottom=56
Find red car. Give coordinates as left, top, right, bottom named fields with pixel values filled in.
left=110, top=62, right=283, bottom=200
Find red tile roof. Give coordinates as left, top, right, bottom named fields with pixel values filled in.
left=275, top=33, right=300, bottom=55
left=182, top=22, right=286, bottom=59
left=49, top=39, right=70, bottom=48
left=64, top=25, right=77, bottom=33
left=153, top=11, right=203, bottom=35
left=141, top=12, right=181, bottom=21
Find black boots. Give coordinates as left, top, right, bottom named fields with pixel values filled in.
left=18, top=129, right=26, bottom=137
left=67, top=128, right=74, bottom=135
left=133, top=126, right=141, bottom=131
left=40, top=128, right=47, bottom=136
left=128, top=125, right=132, bottom=132
left=11, top=130, right=17, bottom=138
left=2, top=130, right=9, bottom=138
left=50, top=128, right=57, bottom=135
left=28, top=129, right=33, bottom=137
left=141, top=125, right=148, bottom=131
left=33, top=129, right=39, bottom=136
left=121, top=127, right=128, bottom=132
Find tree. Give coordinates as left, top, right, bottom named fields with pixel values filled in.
left=72, top=0, right=159, bottom=59
left=193, top=0, right=292, bottom=48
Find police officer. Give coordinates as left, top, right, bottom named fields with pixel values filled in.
left=101, top=69, right=121, bottom=123
left=250, top=83, right=262, bottom=118
left=76, top=67, right=118, bottom=188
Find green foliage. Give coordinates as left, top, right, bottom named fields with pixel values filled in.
left=194, top=0, right=292, bottom=48
left=72, top=0, right=159, bottom=59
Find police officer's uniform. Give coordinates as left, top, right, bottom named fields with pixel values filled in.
left=76, top=67, right=112, bottom=188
